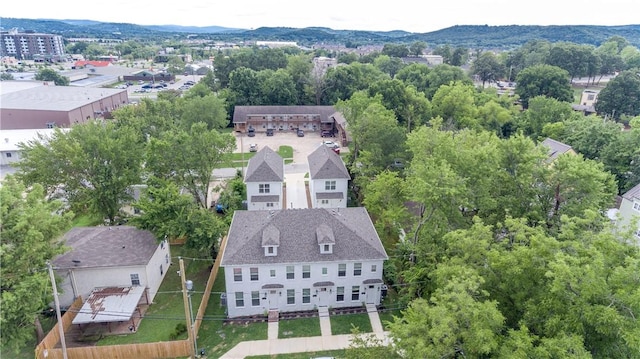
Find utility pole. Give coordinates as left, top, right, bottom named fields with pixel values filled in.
left=179, top=258, right=196, bottom=358
left=47, top=262, right=68, bottom=359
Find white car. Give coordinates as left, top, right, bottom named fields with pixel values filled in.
left=322, top=141, right=339, bottom=149
left=249, top=143, right=258, bottom=152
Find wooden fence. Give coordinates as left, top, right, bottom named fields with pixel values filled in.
left=35, top=238, right=229, bottom=359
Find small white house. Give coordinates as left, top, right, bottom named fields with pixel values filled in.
left=307, top=144, right=350, bottom=208
left=245, top=146, right=284, bottom=211
left=52, top=226, right=170, bottom=308
left=221, top=208, right=388, bottom=318
left=0, top=128, right=67, bottom=166
left=617, top=182, right=640, bottom=244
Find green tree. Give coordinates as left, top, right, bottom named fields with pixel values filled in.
left=424, top=64, right=472, bottom=99
left=515, top=64, right=573, bottom=108
left=321, top=62, right=388, bottom=104
left=368, top=78, right=431, bottom=131
left=1, top=72, right=14, bottom=80
left=409, top=41, right=427, bottom=56
left=179, top=93, right=229, bottom=130
left=594, top=70, right=640, bottom=120
left=431, top=82, right=478, bottom=130
left=34, top=68, right=69, bottom=86
left=373, top=55, right=405, bottom=78
left=516, top=95, right=578, bottom=140
left=0, top=177, right=72, bottom=352
left=362, top=171, right=409, bottom=246
left=16, top=122, right=143, bottom=222
left=389, top=265, right=505, bottom=359
left=472, top=51, right=506, bottom=87
left=396, top=63, right=431, bottom=94
left=381, top=43, right=409, bottom=58
left=145, top=123, right=236, bottom=209
left=258, top=68, right=297, bottom=105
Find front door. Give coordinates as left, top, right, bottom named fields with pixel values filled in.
left=268, top=290, right=279, bottom=309
left=365, top=285, right=377, bottom=304
left=317, top=287, right=331, bottom=306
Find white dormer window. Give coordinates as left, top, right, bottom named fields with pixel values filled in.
left=265, top=245, right=277, bottom=256
left=633, top=201, right=640, bottom=212
left=321, top=244, right=333, bottom=254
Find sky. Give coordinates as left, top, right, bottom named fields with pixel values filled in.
left=2, top=0, right=638, bottom=33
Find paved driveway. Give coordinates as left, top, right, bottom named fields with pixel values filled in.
left=234, top=130, right=345, bottom=171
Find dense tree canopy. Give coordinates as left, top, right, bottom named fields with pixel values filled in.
left=34, top=68, right=69, bottom=86
left=594, top=70, right=640, bottom=120
left=0, top=177, right=72, bottom=352
left=515, top=64, right=573, bottom=108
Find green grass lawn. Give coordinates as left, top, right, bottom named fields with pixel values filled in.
left=330, top=313, right=372, bottom=335
left=278, top=317, right=321, bottom=338
left=247, top=349, right=346, bottom=359
left=196, top=267, right=268, bottom=357
left=97, top=245, right=212, bottom=345
left=71, top=213, right=103, bottom=227
left=278, top=145, right=293, bottom=159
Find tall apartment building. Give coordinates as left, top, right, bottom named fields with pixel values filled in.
left=0, top=29, right=66, bottom=60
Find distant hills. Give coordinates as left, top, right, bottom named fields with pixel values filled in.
left=1, top=17, right=639, bottom=48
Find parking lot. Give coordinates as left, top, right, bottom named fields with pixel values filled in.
left=234, top=130, right=345, bottom=165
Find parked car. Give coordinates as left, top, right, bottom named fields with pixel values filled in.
left=249, top=143, right=257, bottom=152
left=297, top=130, right=304, bottom=137
left=321, top=130, right=333, bottom=137
left=322, top=141, right=339, bottom=149
left=142, top=83, right=153, bottom=89
left=247, top=128, right=256, bottom=137
left=266, top=128, right=274, bottom=136
left=390, top=159, right=405, bottom=169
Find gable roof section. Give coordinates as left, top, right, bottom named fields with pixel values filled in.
left=233, top=105, right=338, bottom=124
left=221, top=208, right=387, bottom=266
left=541, top=138, right=574, bottom=160
left=53, top=226, right=159, bottom=270
left=622, top=182, right=640, bottom=201
left=245, top=146, right=284, bottom=182
left=308, top=145, right=351, bottom=180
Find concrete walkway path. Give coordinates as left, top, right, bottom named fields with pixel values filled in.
left=284, top=172, right=309, bottom=209
left=220, top=305, right=390, bottom=358
left=267, top=321, right=279, bottom=340
left=318, top=306, right=331, bottom=336
left=366, top=303, right=384, bottom=334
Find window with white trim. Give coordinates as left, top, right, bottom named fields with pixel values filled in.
left=266, top=202, right=274, bottom=207
left=130, top=273, right=140, bottom=286
left=259, top=184, right=270, bottom=194
left=633, top=201, right=640, bottom=212
left=302, top=288, right=311, bottom=304
left=235, top=292, right=244, bottom=307
left=338, top=264, right=346, bottom=277
left=251, top=291, right=260, bottom=306
left=321, top=199, right=329, bottom=204
left=371, top=264, right=377, bottom=272
left=322, top=267, right=328, bottom=276
left=287, top=289, right=295, bottom=304
left=270, top=269, right=276, bottom=278
left=351, top=286, right=360, bottom=301
left=286, top=265, right=294, bottom=279
left=353, top=263, right=362, bottom=276
left=325, top=180, right=336, bottom=190
left=336, top=286, right=344, bottom=301
left=233, top=268, right=242, bottom=282
left=250, top=267, right=259, bottom=281
left=302, top=265, right=310, bottom=278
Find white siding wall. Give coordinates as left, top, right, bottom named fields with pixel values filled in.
left=0, top=150, right=20, bottom=166
left=57, top=265, right=147, bottom=308
left=143, top=241, right=171, bottom=303
left=618, top=198, right=640, bottom=243
left=56, top=243, right=170, bottom=308
left=223, top=259, right=384, bottom=317
left=309, top=178, right=348, bottom=208
left=246, top=181, right=283, bottom=211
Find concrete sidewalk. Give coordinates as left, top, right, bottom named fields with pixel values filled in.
left=220, top=305, right=388, bottom=358
left=220, top=332, right=390, bottom=359
left=284, top=172, right=309, bottom=209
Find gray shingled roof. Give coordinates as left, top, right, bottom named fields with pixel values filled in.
left=53, top=226, right=159, bottom=269
left=308, top=145, right=351, bottom=180
left=251, top=195, right=280, bottom=202
left=233, top=106, right=338, bottom=124
left=221, top=208, right=387, bottom=266
left=317, top=192, right=344, bottom=199
left=541, top=138, right=573, bottom=160
left=245, top=146, right=284, bottom=182
left=0, top=86, right=126, bottom=111
left=622, top=182, right=640, bottom=201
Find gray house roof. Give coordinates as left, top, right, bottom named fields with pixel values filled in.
left=53, top=226, right=159, bottom=270
left=221, top=208, right=387, bottom=266
left=308, top=145, right=351, bottom=180
left=622, top=182, right=640, bottom=201
left=245, top=146, right=284, bottom=183
left=541, top=138, right=574, bottom=160
left=233, top=106, right=338, bottom=124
